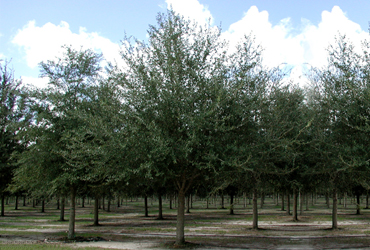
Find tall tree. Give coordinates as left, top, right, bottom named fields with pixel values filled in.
left=0, top=61, right=30, bottom=216
left=13, top=46, right=105, bottom=239
left=311, top=35, right=370, bottom=228
left=118, top=10, right=232, bottom=245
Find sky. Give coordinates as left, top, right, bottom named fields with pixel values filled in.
left=1, top=0, right=370, bottom=88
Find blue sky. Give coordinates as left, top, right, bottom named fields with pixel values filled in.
left=1, top=0, right=369, bottom=87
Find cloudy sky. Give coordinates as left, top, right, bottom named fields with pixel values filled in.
left=1, top=0, right=369, bottom=87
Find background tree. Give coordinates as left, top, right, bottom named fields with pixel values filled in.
left=0, top=61, right=31, bottom=216
left=310, top=35, right=370, bottom=228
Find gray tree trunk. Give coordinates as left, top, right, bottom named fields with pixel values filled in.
left=14, top=196, right=18, bottom=210
left=175, top=190, right=186, bottom=246
left=144, top=196, right=149, bottom=217
left=93, top=195, right=99, bottom=226
left=332, top=188, right=338, bottom=229
left=59, top=197, right=65, bottom=221
left=68, top=187, right=76, bottom=240
left=252, top=188, right=258, bottom=229
left=158, top=194, right=163, bottom=219
left=1, top=194, right=5, bottom=216
left=293, top=189, right=298, bottom=221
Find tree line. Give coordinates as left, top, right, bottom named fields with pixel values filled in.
left=1, top=10, right=370, bottom=246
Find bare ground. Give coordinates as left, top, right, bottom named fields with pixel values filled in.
left=1, top=197, right=370, bottom=249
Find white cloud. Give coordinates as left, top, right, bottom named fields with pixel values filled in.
left=12, top=20, right=123, bottom=69
left=166, top=0, right=213, bottom=25
left=21, top=75, right=49, bottom=89
left=220, top=5, right=368, bottom=85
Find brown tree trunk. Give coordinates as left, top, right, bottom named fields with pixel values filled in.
left=186, top=195, right=190, bottom=213
left=356, top=194, right=361, bottom=215
left=41, top=199, right=45, bottom=213
left=293, top=189, right=298, bottom=221
left=299, top=192, right=303, bottom=215
left=252, top=188, right=258, bottom=229
left=107, top=198, right=111, bottom=212
left=1, top=194, right=5, bottom=216
left=59, top=197, right=65, bottom=221
left=158, top=194, right=163, bottom=220
left=93, top=195, right=99, bottom=226
left=82, top=197, right=85, bottom=208
left=68, top=187, right=76, bottom=240
left=175, top=190, right=186, bottom=246
left=366, top=193, right=369, bottom=209
left=229, top=194, right=234, bottom=215
left=14, top=196, right=18, bottom=210
left=144, top=195, right=149, bottom=217
left=23, top=196, right=26, bottom=206
left=306, top=193, right=309, bottom=211
left=286, top=192, right=291, bottom=215
left=169, top=195, right=172, bottom=210
left=281, top=193, right=285, bottom=211
left=332, top=188, right=338, bottom=229
left=221, top=194, right=225, bottom=209
left=260, top=192, right=264, bottom=209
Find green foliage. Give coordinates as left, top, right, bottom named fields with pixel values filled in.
left=0, top=61, right=31, bottom=196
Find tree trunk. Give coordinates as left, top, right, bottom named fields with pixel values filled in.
left=299, top=192, right=303, bottom=215
left=221, top=194, right=225, bottom=209
left=229, top=194, right=234, bottom=215
left=286, top=192, right=291, bottom=215
left=59, top=197, right=65, bottom=221
left=293, top=189, right=298, bottom=221
left=243, top=192, right=246, bottom=208
left=343, top=192, right=347, bottom=208
left=281, top=193, right=285, bottom=211
left=366, top=193, right=369, bottom=209
left=186, top=195, right=190, bottom=213
left=190, top=194, right=193, bottom=209
left=93, top=195, right=99, bottom=226
left=102, top=196, right=105, bottom=211
left=41, top=199, right=45, bottom=213
left=144, top=195, right=149, bottom=217
left=326, top=193, right=330, bottom=208
left=306, top=193, right=309, bottom=211
left=356, top=193, right=361, bottom=215
left=82, top=197, right=85, bottom=208
left=117, top=196, right=120, bottom=207
left=14, top=196, right=18, bottom=210
left=107, top=198, right=111, bottom=212
left=23, top=196, right=26, bottom=206
left=252, top=188, right=258, bottom=229
left=57, top=198, right=60, bottom=210
left=332, top=188, right=338, bottom=229
left=175, top=190, right=186, bottom=246
left=169, top=195, right=172, bottom=209
left=158, top=194, right=163, bottom=220
left=68, top=187, right=76, bottom=240
left=1, top=194, right=5, bottom=216
left=260, top=192, right=264, bottom=209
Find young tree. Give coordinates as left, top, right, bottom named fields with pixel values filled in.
left=13, top=46, right=108, bottom=239
left=118, top=10, right=231, bottom=245
left=0, top=61, right=31, bottom=216
left=311, top=35, right=370, bottom=228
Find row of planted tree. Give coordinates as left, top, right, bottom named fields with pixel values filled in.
left=1, top=10, right=370, bottom=245
left=3, top=189, right=370, bottom=223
